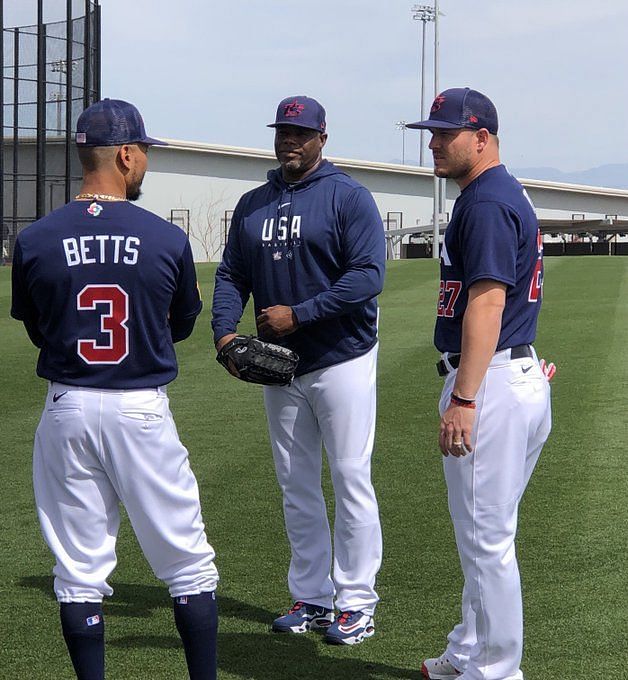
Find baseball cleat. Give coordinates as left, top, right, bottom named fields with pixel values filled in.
left=324, top=610, right=375, bottom=645
left=421, top=653, right=462, bottom=679
left=271, top=601, right=334, bottom=634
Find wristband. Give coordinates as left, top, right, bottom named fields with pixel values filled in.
left=450, top=393, right=476, bottom=409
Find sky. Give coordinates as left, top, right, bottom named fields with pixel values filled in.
left=5, top=0, right=628, bottom=172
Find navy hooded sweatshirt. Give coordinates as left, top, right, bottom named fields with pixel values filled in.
left=211, top=159, right=386, bottom=376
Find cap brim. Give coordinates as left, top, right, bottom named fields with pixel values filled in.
left=406, top=119, right=466, bottom=130
left=267, top=122, right=323, bottom=132
left=141, top=136, right=168, bottom=146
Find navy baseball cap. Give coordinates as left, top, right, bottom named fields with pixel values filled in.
left=407, top=88, right=498, bottom=134
left=75, top=98, right=166, bottom=147
left=268, top=96, right=327, bottom=132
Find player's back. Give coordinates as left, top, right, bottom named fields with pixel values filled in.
left=12, top=200, right=201, bottom=388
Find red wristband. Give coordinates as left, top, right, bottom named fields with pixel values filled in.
left=450, top=393, right=476, bottom=409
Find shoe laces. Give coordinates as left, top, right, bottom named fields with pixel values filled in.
left=288, top=601, right=305, bottom=614
left=337, top=610, right=356, bottom=624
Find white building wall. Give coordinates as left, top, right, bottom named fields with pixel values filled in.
left=137, top=140, right=628, bottom=262
left=11, top=140, right=627, bottom=262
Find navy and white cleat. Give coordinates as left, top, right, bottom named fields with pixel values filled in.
left=324, top=610, right=375, bottom=645
left=271, top=601, right=334, bottom=634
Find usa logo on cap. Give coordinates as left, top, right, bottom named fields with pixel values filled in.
left=284, top=101, right=305, bottom=117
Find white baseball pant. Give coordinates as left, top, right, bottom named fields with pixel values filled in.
left=34, top=383, right=218, bottom=602
left=263, top=344, right=382, bottom=615
left=439, top=347, right=551, bottom=680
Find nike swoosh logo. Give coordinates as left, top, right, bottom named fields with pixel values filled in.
left=52, top=391, right=68, bottom=402
left=521, top=366, right=533, bottom=373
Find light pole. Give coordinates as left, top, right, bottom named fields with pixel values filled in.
left=432, top=0, right=441, bottom=259
left=395, top=121, right=407, bottom=164
left=51, top=59, right=78, bottom=135
left=411, top=4, right=436, bottom=167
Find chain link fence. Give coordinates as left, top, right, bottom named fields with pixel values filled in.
left=1, top=0, right=100, bottom=263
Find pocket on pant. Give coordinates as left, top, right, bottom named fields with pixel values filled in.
left=47, top=393, right=82, bottom=415
left=119, top=410, right=164, bottom=422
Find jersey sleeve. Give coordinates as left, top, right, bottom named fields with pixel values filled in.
left=211, top=199, right=252, bottom=343
left=169, top=239, right=203, bottom=342
left=10, top=239, right=30, bottom=321
left=459, top=201, right=518, bottom=288
left=291, top=187, right=385, bottom=325
left=10, top=238, right=45, bottom=347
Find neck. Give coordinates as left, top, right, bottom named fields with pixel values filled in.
left=78, top=172, right=127, bottom=200
left=456, top=158, right=501, bottom=190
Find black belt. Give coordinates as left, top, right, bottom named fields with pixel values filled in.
left=436, top=344, right=533, bottom=377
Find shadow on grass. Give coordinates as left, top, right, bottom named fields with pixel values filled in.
left=19, top=577, right=420, bottom=679
left=19, top=576, right=276, bottom=623
left=217, top=632, right=421, bottom=680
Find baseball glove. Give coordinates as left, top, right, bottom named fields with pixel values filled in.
left=216, top=335, right=299, bottom=386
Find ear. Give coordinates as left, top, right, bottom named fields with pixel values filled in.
left=475, top=128, right=490, bottom=151
left=319, top=132, right=328, bottom=149
left=116, top=144, right=133, bottom=171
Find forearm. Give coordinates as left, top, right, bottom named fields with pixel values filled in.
left=454, top=289, right=504, bottom=399
left=211, top=268, right=249, bottom=342
left=291, top=264, right=384, bottom=325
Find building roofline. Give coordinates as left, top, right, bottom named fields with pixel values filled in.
left=9, top=135, right=628, bottom=198
left=157, top=138, right=628, bottom=198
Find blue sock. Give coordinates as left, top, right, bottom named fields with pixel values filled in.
left=59, top=602, right=105, bottom=680
left=173, top=591, right=218, bottom=680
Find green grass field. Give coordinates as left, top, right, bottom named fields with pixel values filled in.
left=1, top=258, right=626, bottom=680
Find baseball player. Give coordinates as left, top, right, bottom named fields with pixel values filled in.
left=407, top=88, right=552, bottom=679
left=11, top=99, right=218, bottom=680
left=212, top=96, right=385, bottom=645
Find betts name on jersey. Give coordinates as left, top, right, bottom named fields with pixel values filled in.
left=11, top=201, right=201, bottom=388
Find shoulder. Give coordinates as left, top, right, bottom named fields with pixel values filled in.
left=234, top=181, right=277, bottom=213
left=16, top=204, right=73, bottom=246
left=470, top=166, right=534, bottom=216
left=124, top=202, right=190, bottom=244
left=319, top=162, right=365, bottom=192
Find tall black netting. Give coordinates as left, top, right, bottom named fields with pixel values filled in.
left=1, top=0, right=100, bottom=262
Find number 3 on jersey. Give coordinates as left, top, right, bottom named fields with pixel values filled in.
left=77, top=284, right=129, bottom=364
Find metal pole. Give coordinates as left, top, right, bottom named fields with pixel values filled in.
left=65, top=0, right=73, bottom=203
left=12, top=29, right=19, bottom=236
left=83, top=0, right=91, bottom=108
left=36, top=0, right=46, bottom=219
left=94, top=1, right=101, bottom=100
left=402, top=126, right=406, bottom=164
left=420, top=19, right=427, bottom=166
left=432, top=0, right=440, bottom=259
left=0, top=2, right=4, bottom=260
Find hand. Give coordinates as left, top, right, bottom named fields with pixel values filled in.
left=215, top=333, right=239, bottom=377
left=439, top=402, right=475, bottom=457
left=539, top=358, right=557, bottom=382
left=256, top=305, right=298, bottom=339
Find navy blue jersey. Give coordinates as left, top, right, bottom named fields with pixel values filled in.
left=435, top=165, right=543, bottom=353
left=212, top=160, right=385, bottom=376
left=11, top=200, right=202, bottom=388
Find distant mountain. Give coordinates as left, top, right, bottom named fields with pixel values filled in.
left=510, top=164, right=628, bottom=190
left=385, top=160, right=628, bottom=190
